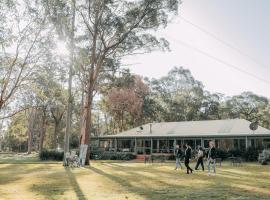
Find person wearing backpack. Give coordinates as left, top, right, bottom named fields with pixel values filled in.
left=195, top=146, right=204, bottom=171
left=174, top=144, right=183, bottom=170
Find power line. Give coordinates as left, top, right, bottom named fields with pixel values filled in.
left=178, top=16, right=270, bottom=71
left=164, top=34, right=270, bottom=85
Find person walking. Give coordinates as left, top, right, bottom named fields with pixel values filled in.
left=207, top=141, right=217, bottom=176
left=184, top=143, right=193, bottom=174
left=195, top=146, right=204, bottom=171
left=174, top=144, right=183, bottom=170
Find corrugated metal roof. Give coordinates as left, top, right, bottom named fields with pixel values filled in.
left=101, top=119, right=270, bottom=138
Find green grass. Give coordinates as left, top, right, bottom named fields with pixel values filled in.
left=0, top=158, right=269, bottom=200
left=0, top=153, right=61, bottom=164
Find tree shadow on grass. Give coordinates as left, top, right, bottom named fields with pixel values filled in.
left=88, top=165, right=196, bottom=200
left=88, top=166, right=149, bottom=199
left=65, top=168, right=87, bottom=200
left=29, top=167, right=87, bottom=200
left=88, top=164, right=270, bottom=200
left=0, top=164, right=47, bottom=185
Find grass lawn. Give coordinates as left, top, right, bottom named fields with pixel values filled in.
left=0, top=153, right=59, bottom=164
left=0, top=156, right=269, bottom=200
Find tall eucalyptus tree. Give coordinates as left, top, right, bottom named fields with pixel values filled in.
left=76, top=0, right=181, bottom=165
left=43, top=0, right=76, bottom=164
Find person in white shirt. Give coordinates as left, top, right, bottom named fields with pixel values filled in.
left=195, top=146, right=204, bottom=171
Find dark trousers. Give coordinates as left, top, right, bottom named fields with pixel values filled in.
left=195, top=157, right=204, bottom=170
left=184, top=159, right=193, bottom=174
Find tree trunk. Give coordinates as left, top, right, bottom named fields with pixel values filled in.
left=80, top=92, right=93, bottom=165
left=27, top=109, right=35, bottom=154
left=63, top=0, right=76, bottom=165
left=27, top=130, right=33, bottom=154
left=39, top=121, right=46, bottom=152
left=39, top=129, right=44, bottom=152
left=104, top=113, right=108, bottom=134
left=39, top=110, right=47, bottom=153
left=120, top=111, right=124, bottom=132
left=0, top=102, right=3, bottom=112
left=53, top=121, right=60, bottom=149
left=51, top=110, right=64, bottom=150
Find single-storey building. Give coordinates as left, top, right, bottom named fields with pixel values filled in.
left=91, top=119, right=270, bottom=154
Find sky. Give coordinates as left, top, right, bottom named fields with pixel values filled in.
left=123, top=0, right=270, bottom=98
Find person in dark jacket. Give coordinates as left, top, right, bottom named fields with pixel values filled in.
left=207, top=140, right=217, bottom=176
left=174, top=145, right=183, bottom=170
left=195, top=146, right=204, bottom=171
left=184, top=143, right=193, bottom=174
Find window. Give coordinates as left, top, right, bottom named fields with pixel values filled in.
left=239, top=139, right=246, bottom=150
left=152, top=140, right=158, bottom=153
left=169, top=140, right=174, bottom=153
left=195, top=140, right=201, bottom=149
left=159, top=140, right=169, bottom=153
left=263, top=139, right=270, bottom=148
left=183, top=140, right=195, bottom=149
left=204, top=140, right=209, bottom=148
left=234, top=139, right=239, bottom=149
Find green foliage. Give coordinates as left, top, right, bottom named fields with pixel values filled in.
left=90, top=151, right=136, bottom=160
left=2, top=113, right=28, bottom=152
left=226, top=92, right=268, bottom=121
left=39, top=149, right=64, bottom=161
left=215, top=149, right=230, bottom=161
left=228, top=149, right=244, bottom=157
left=214, top=148, right=261, bottom=162
left=69, top=134, right=79, bottom=149
left=243, top=147, right=260, bottom=162
left=93, top=66, right=270, bottom=135
left=261, top=160, right=268, bottom=165
left=149, top=66, right=205, bottom=122
left=213, top=147, right=261, bottom=162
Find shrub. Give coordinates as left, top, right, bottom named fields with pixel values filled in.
left=261, top=160, right=268, bottom=165
left=243, top=147, right=259, bottom=162
left=90, top=151, right=136, bottom=160
left=89, top=149, right=105, bottom=159
left=228, top=149, right=244, bottom=157
left=216, top=149, right=230, bottom=160
left=39, top=149, right=64, bottom=161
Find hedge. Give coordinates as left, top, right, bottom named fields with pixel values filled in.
left=243, top=147, right=260, bottom=162
left=90, top=151, right=136, bottom=160
left=39, top=150, right=64, bottom=161
left=215, top=147, right=260, bottom=162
